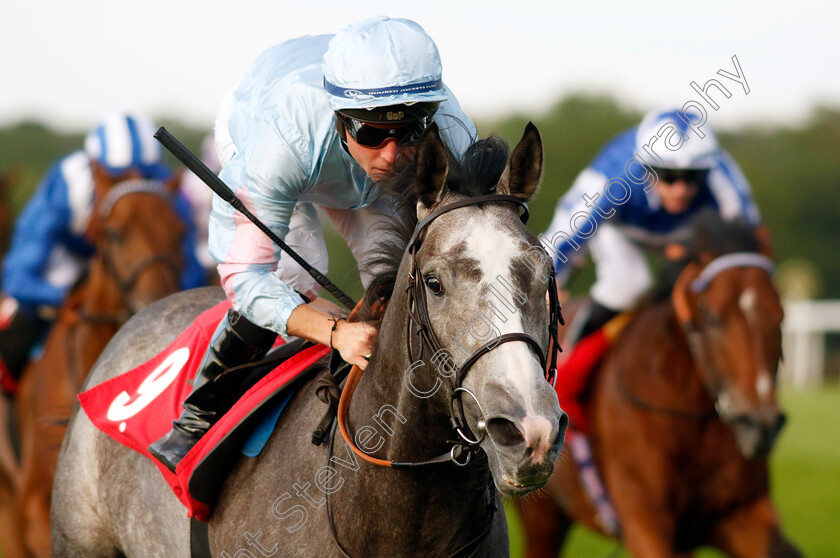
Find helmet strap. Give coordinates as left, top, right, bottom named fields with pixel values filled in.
left=334, top=113, right=350, bottom=153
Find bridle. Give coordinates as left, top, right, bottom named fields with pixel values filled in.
left=329, top=193, right=564, bottom=558
left=619, top=251, right=775, bottom=419
left=93, top=179, right=182, bottom=320
left=336, top=194, right=563, bottom=469
left=404, top=194, right=563, bottom=461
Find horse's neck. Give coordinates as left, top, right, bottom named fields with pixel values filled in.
left=81, top=259, right=126, bottom=315
left=349, top=284, right=453, bottom=460
left=635, top=302, right=712, bottom=403
left=66, top=261, right=123, bottom=387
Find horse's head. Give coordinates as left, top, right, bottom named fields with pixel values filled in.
left=395, top=123, right=566, bottom=495
left=86, top=163, right=185, bottom=312
left=672, top=213, right=785, bottom=458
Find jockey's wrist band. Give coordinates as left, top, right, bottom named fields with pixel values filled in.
left=329, top=316, right=346, bottom=350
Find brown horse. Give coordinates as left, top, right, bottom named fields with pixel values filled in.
left=1, top=166, right=186, bottom=558
left=517, top=214, right=802, bottom=557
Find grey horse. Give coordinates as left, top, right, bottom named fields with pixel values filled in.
left=52, top=123, right=567, bottom=557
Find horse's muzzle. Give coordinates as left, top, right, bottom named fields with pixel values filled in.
left=485, top=411, right=568, bottom=492
left=730, top=409, right=787, bottom=459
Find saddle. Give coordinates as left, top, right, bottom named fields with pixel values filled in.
left=554, top=311, right=632, bottom=433
left=78, top=302, right=331, bottom=520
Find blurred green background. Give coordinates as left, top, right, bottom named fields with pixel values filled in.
left=1, top=95, right=838, bottom=556
left=505, top=388, right=840, bottom=557
left=3, top=95, right=840, bottom=301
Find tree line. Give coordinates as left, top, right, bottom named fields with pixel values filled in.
left=1, top=96, right=838, bottom=298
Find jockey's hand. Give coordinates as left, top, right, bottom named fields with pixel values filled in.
left=332, top=319, right=378, bottom=370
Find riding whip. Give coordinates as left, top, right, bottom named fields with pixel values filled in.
left=154, top=127, right=357, bottom=311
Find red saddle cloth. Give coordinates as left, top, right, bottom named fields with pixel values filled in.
left=78, top=301, right=330, bottom=521
left=553, top=313, right=632, bottom=434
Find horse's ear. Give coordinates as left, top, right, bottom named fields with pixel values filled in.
left=672, top=262, right=702, bottom=327
left=754, top=224, right=775, bottom=258
left=165, top=169, right=183, bottom=194
left=497, top=122, right=543, bottom=202
left=414, top=122, right=449, bottom=218
left=90, top=161, right=115, bottom=201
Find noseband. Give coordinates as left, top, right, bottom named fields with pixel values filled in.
left=337, top=194, right=563, bottom=469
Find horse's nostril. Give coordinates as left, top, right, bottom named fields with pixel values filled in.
left=553, top=413, right=569, bottom=450
left=774, top=412, right=787, bottom=435
left=486, top=417, right=525, bottom=447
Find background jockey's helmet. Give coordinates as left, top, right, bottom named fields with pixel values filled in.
left=635, top=108, right=720, bottom=170
left=84, top=113, right=170, bottom=179
left=323, top=16, right=447, bottom=124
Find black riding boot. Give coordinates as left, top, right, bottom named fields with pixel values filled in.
left=148, top=309, right=276, bottom=473
left=568, top=300, right=620, bottom=348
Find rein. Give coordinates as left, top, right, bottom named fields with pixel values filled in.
left=326, top=422, right=498, bottom=558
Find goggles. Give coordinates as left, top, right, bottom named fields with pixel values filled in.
left=337, top=113, right=428, bottom=149
left=650, top=167, right=708, bottom=185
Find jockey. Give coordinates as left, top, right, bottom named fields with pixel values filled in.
left=149, top=16, right=476, bottom=472
left=544, top=108, right=763, bottom=431
left=0, top=113, right=206, bottom=394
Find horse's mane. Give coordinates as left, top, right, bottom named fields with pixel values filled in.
left=651, top=209, right=761, bottom=301
left=358, top=134, right=511, bottom=320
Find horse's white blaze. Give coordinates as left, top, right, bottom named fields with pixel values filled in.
left=739, top=287, right=757, bottom=318
left=756, top=371, right=773, bottom=400
left=465, top=217, right=543, bottom=414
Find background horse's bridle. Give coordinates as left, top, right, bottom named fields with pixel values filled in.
left=618, top=252, right=776, bottom=419
left=337, top=194, right=564, bottom=469
left=94, top=179, right=183, bottom=320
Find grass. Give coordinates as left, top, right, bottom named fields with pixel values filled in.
left=2, top=389, right=834, bottom=558
left=506, top=387, right=840, bottom=557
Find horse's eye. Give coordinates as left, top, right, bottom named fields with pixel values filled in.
left=103, top=228, right=123, bottom=244
left=425, top=276, right=444, bottom=296
left=700, top=304, right=723, bottom=327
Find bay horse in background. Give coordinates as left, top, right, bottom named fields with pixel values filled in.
left=0, top=167, right=187, bottom=558
left=52, top=123, right=567, bottom=557
left=516, top=212, right=802, bottom=557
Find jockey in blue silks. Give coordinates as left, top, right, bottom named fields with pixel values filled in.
left=544, top=108, right=762, bottom=343
left=0, top=113, right=206, bottom=392
left=149, top=16, right=477, bottom=472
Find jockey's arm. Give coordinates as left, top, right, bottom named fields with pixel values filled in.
left=542, top=167, right=611, bottom=284
left=286, top=303, right=376, bottom=370
left=2, top=161, right=82, bottom=308
left=212, top=131, right=378, bottom=368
